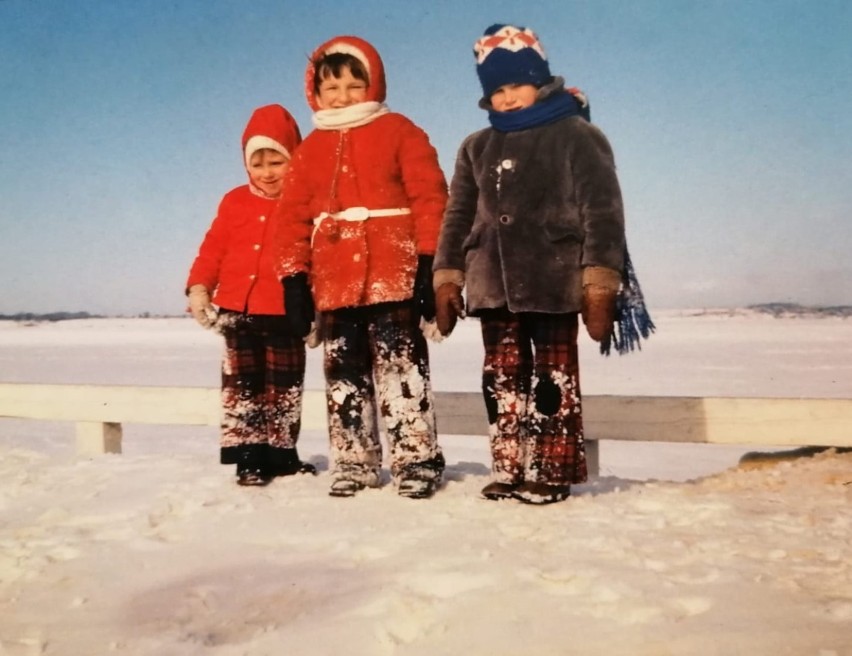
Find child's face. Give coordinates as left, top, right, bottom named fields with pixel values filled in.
left=247, top=149, right=289, bottom=197
left=316, top=66, right=369, bottom=109
left=489, top=83, right=538, bottom=112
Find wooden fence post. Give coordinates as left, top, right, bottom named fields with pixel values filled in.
left=75, top=421, right=122, bottom=455
left=585, top=439, right=600, bottom=478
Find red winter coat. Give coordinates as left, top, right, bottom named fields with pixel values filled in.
left=273, top=35, right=448, bottom=312
left=186, top=104, right=301, bottom=315
left=186, top=187, right=284, bottom=314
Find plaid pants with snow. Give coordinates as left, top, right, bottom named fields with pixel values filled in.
left=319, top=301, right=444, bottom=486
left=218, top=312, right=306, bottom=467
left=479, top=308, right=587, bottom=485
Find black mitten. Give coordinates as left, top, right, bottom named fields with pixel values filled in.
left=282, top=272, right=314, bottom=339
left=413, top=255, right=436, bottom=322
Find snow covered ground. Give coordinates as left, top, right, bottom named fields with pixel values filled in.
left=1, top=311, right=851, bottom=655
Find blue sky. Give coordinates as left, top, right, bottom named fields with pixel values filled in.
left=1, top=0, right=850, bottom=315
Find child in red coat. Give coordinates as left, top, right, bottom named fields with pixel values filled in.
left=273, top=36, right=448, bottom=499
left=186, top=104, right=316, bottom=486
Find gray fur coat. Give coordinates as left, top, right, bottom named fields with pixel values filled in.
left=433, top=114, right=626, bottom=314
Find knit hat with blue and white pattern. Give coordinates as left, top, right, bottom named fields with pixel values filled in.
left=473, top=24, right=552, bottom=99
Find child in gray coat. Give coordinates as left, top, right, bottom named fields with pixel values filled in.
left=433, top=24, right=635, bottom=504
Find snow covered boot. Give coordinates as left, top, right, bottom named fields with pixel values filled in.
left=329, top=479, right=366, bottom=498
left=398, top=477, right=438, bottom=499
left=480, top=481, right=519, bottom=501
left=328, top=466, right=381, bottom=497
left=512, top=481, right=571, bottom=505
left=397, top=458, right=443, bottom=499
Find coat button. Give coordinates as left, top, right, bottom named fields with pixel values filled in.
left=253, top=244, right=260, bottom=250
left=259, top=215, right=266, bottom=222
left=499, top=214, right=511, bottom=225
left=501, top=159, right=513, bottom=170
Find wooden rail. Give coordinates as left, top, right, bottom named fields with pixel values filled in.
left=2, top=383, right=852, bottom=476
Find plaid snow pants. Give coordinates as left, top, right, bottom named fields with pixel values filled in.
left=479, top=307, right=587, bottom=485
left=217, top=311, right=306, bottom=467
left=319, top=301, right=444, bottom=486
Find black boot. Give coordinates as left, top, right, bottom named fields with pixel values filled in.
left=512, top=481, right=571, bottom=505
left=269, top=447, right=317, bottom=477
left=480, top=481, right=520, bottom=501
left=235, top=445, right=272, bottom=486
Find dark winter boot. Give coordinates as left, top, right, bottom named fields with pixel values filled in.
left=235, top=444, right=272, bottom=486
left=237, top=470, right=271, bottom=486
left=480, top=481, right=520, bottom=501
left=512, top=481, right=571, bottom=505
left=397, top=458, right=443, bottom=499
left=269, top=447, right=318, bottom=477
left=398, top=478, right=438, bottom=499
left=295, top=462, right=318, bottom=475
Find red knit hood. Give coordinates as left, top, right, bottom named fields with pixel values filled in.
left=304, top=35, right=387, bottom=111
left=240, top=104, right=302, bottom=170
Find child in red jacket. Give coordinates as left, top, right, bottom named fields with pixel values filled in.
left=273, top=35, right=448, bottom=499
left=186, top=104, right=316, bottom=486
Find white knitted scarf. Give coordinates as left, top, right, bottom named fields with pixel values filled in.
left=248, top=183, right=279, bottom=199
left=312, top=101, right=390, bottom=130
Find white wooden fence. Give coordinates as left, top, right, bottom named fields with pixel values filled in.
left=2, top=383, right=852, bottom=476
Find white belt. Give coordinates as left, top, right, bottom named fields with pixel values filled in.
left=311, top=206, right=411, bottom=243
left=312, top=206, right=411, bottom=225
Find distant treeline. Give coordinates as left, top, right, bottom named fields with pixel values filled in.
left=747, top=303, right=852, bottom=318
left=3, top=305, right=850, bottom=323
left=1, top=312, right=191, bottom=322
left=0, top=311, right=105, bottom=322
left=1, top=312, right=192, bottom=322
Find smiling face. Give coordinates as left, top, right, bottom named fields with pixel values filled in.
left=315, top=65, right=369, bottom=109
left=489, top=83, right=539, bottom=112
left=247, top=149, right=288, bottom=197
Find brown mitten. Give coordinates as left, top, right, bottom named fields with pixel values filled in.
left=187, top=284, right=218, bottom=329
left=433, top=269, right=466, bottom=337
left=581, top=267, right=620, bottom=342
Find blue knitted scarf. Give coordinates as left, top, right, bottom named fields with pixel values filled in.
left=487, top=89, right=583, bottom=132
left=600, top=249, right=656, bottom=356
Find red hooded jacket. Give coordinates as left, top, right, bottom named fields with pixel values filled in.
left=273, top=36, right=448, bottom=312
left=186, top=105, right=301, bottom=314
